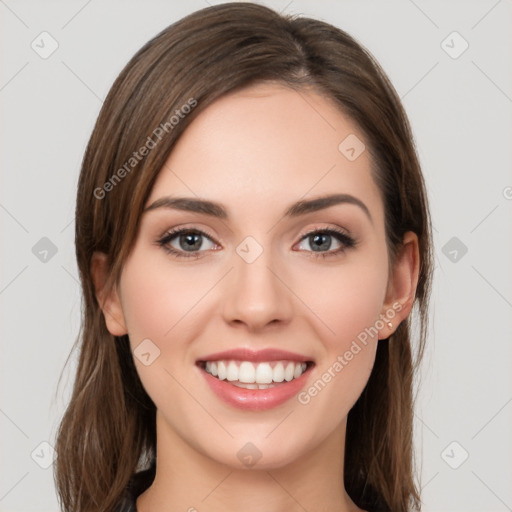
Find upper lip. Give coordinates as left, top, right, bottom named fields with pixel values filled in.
left=197, top=348, right=313, bottom=363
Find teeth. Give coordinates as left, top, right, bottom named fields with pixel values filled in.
left=231, top=382, right=274, bottom=390
left=217, top=361, right=227, bottom=380
left=239, top=361, right=256, bottom=383
left=273, top=362, right=285, bottom=383
left=203, top=360, right=308, bottom=384
left=284, top=362, right=294, bottom=382
left=226, top=361, right=238, bottom=381
left=255, top=362, right=273, bottom=384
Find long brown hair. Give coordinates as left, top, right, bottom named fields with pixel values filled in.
left=54, top=3, right=433, bottom=511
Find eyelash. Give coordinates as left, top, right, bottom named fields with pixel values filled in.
left=156, top=226, right=357, bottom=260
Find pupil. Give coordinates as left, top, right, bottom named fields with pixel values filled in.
left=181, top=233, right=201, bottom=251
left=311, top=234, right=330, bottom=251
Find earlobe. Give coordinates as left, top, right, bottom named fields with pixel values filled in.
left=379, top=232, right=420, bottom=339
left=90, top=252, right=128, bottom=336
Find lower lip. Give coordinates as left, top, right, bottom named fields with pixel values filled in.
left=199, top=365, right=313, bottom=411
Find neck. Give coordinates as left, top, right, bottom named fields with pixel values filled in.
left=137, top=411, right=363, bottom=512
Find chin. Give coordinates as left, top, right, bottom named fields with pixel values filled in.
left=199, top=428, right=318, bottom=471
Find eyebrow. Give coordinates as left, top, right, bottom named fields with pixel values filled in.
left=144, top=193, right=372, bottom=223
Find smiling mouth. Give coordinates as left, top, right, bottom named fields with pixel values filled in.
left=197, top=360, right=314, bottom=389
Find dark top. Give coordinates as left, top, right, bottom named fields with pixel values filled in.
left=116, top=460, right=156, bottom=512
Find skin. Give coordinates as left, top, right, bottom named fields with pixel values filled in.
left=92, top=82, right=420, bottom=512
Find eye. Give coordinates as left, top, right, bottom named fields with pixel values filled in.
left=157, top=226, right=356, bottom=260
left=295, top=228, right=356, bottom=258
left=157, top=228, right=219, bottom=258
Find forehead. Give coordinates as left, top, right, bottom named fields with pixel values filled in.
left=147, top=82, right=384, bottom=226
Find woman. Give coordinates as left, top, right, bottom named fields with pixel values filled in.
left=54, top=3, right=433, bottom=511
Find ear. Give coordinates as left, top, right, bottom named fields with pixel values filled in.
left=90, top=252, right=128, bottom=336
left=378, top=231, right=420, bottom=340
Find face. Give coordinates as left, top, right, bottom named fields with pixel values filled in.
left=98, top=82, right=415, bottom=470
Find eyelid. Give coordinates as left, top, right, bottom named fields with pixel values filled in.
left=156, top=226, right=220, bottom=259
left=157, top=225, right=219, bottom=245
left=156, top=224, right=356, bottom=259
left=294, top=226, right=356, bottom=255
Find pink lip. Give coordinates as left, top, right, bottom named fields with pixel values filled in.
left=196, top=349, right=314, bottom=411
left=198, top=348, right=312, bottom=363
left=199, top=368, right=313, bottom=411
left=197, top=348, right=314, bottom=411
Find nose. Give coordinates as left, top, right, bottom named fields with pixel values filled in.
left=221, top=245, right=294, bottom=332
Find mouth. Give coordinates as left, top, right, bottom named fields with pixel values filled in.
left=198, top=359, right=311, bottom=389
left=196, top=348, right=315, bottom=410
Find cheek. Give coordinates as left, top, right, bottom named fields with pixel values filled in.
left=292, top=258, right=388, bottom=409
left=119, top=255, right=211, bottom=344
left=118, top=256, right=210, bottom=413
left=295, top=258, right=389, bottom=348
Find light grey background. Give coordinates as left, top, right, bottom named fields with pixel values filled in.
left=1, top=1, right=511, bottom=511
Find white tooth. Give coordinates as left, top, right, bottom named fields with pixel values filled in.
left=302, top=363, right=307, bottom=371
left=258, top=383, right=275, bottom=389
left=239, top=361, right=256, bottom=383
left=217, top=361, right=227, bottom=380
left=293, top=363, right=303, bottom=379
left=205, top=361, right=211, bottom=373
left=232, top=382, right=258, bottom=389
left=255, top=362, right=273, bottom=384
left=273, top=362, right=285, bottom=383
left=226, top=361, right=239, bottom=381
left=210, top=361, right=218, bottom=377
left=284, top=362, right=295, bottom=382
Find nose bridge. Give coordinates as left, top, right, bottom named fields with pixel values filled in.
left=222, top=235, right=293, bottom=329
